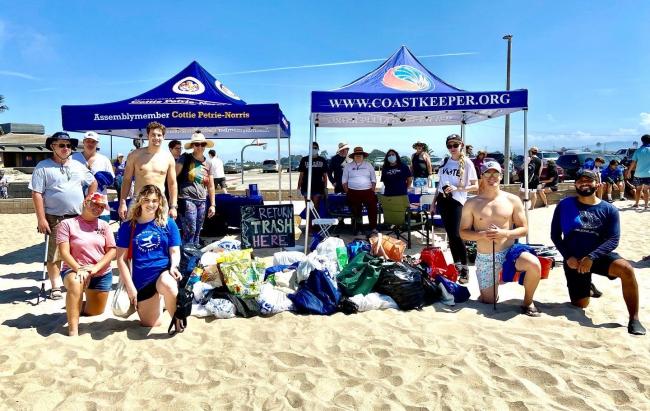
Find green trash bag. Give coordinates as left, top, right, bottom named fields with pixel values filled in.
left=336, top=252, right=383, bottom=297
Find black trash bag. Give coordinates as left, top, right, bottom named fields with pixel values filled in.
left=179, top=244, right=203, bottom=279
left=211, top=290, right=260, bottom=318
left=337, top=296, right=359, bottom=315
left=421, top=273, right=442, bottom=306
left=375, top=262, right=424, bottom=310
left=168, top=283, right=193, bottom=335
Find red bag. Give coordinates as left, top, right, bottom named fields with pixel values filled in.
left=420, top=246, right=447, bottom=270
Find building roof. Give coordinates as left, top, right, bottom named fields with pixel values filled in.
left=0, top=133, right=49, bottom=152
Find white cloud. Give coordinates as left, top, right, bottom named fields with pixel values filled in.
left=0, top=70, right=39, bottom=80
left=640, top=112, right=650, bottom=130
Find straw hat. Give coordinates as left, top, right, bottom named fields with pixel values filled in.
left=348, top=146, right=369, bottom=158
left=184, top=132, right=214, bottom=149
left=412, top=141, right=429, bottom=151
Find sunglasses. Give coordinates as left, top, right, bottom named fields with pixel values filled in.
left=446, top=143, right=460, bottom=149
left=482, top=171, right=501, bottom=178
left=56, top=143, right=72, bottom=148
left=193, top=142, right=207, bottom=147
left=59, top=166, right=71, bottom=181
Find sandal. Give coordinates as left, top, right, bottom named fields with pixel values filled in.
left=628, top=319, right=646, bottom=336
left=590, top=283, right=603, bottom=298
left=521, top=305, right=541, bottom=317
left=49, top=288, right=63, bottom=300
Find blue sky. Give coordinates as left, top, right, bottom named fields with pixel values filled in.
left=1, top=0, right=649, bottom=162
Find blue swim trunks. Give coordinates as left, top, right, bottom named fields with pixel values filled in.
left=475, top=244, right=536, bottom=290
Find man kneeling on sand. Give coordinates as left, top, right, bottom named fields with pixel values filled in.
left=460, top=161, right=542, bottom=316
left=551, top=169, right=645, bottom=335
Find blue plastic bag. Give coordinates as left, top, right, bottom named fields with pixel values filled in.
left=435, top=275, right=471, bottom=303
left=288, top=269, right=341, bottom=315
left=347, top=239, right=371, bottom=260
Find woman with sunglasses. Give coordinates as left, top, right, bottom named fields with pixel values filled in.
left=57, top=193, right=116, bottom=336
left=435, top=134, right=479, bottom=284
left=116, top=184, right=183, bottom=330
left=175, top=133, right=216, bottom=246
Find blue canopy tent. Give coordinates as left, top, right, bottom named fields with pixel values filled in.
left=61, top=61, right=293, bottom=200
left=305, top=46, right=530, bottom=248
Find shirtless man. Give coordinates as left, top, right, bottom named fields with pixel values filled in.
left=118, top=122, right=178, bottom=220
left=460, top=161, right=542, bottom=316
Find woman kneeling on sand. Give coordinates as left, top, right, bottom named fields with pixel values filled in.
left=116, top=185, right=183, bottom=330
left=57, top=193, right=116, bottom=336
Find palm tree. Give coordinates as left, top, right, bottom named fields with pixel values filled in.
left=0, top=95, right=8, bottom=113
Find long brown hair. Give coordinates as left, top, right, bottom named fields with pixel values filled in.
left=127, top=184, right=168, bottom=227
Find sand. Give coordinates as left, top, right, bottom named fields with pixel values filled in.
left=1, top=201, right=649, bottom=410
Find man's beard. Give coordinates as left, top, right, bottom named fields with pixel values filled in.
left=576, top=186, right=596, bottom=197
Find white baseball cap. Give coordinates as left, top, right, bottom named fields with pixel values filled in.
left=84, top=131, right=100, bottom=141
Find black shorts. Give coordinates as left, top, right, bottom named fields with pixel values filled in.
left=137, top=279, right=159, bottom=302
left=563, top=252, right=621, bottom=301
left=213, top=178, right=226, bottom=189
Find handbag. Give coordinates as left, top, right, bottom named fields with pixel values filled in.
left=111, top=224, right=137, bottom=318
left=336, top=252, right=383, bottom=297
left=369, top=233, right=406, bottom=262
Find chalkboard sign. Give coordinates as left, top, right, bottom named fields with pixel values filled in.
left=240, top=204, right=295, bottom=249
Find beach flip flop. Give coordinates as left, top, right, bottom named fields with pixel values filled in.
left=590, top=283, right=603, bottom=298
left=521, top=305, right=542, bottom=317
left=49, top=288, right=63, bottom=300
left=628, top=319, right=646, bottom=336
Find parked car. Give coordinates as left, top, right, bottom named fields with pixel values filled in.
left=519, top=163, right=566, bottom=184
left=262, top=159, right=279, bottom=173
left=556, top=152, right=620, bottom=180
left=224, top=162, right=241, bottom=174
left=373, top=158, right=384, bottom=171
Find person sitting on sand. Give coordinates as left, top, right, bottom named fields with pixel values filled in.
left=460, top=161, right=542, bottom=316
left=116, top=185, right=183, bottom=330
left=551, top=169, right=645, bottom=335
left=56, top=193, right=116, bottom=336
left=118, top=122, right=178, bottom=220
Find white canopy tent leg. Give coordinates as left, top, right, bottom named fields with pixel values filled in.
left=288, top=134, right=293, bottom=201
left=277, top=125, right=282, bottom=204
left=523, top=109, right=529, bottom=244
left=303, top=114, right=316, bottom=252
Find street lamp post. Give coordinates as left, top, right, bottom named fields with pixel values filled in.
left=240, top=140, right=266, bottom=185
left=503, top=34, right=513, bottom=184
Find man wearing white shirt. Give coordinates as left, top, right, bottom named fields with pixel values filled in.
left=208, top=149, right=227, bottom=194
left=342, top=146, right=377, bottom=233
left=72, top=131, right=114, bottom=221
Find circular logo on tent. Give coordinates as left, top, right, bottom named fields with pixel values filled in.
left=215, top=80, right=241, bottom=100
left=381, top=65, right=432, bottom=91
left=172, top=76, right=205, bottom=95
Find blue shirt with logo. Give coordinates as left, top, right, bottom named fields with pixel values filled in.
left=550, top=197, right=620, bottom=261
left=116, top=217, right=181, bottom=290
left=381, top=163, right=412, bottom=196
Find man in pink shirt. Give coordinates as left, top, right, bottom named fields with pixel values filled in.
left=57, top=193, right=116, bottom=336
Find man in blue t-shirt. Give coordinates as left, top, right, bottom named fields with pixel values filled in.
left=551, top=169, right=645, bottom=335
left=626, top=134, right=650, bottom=209
left=600, top=159, right=625, bottom=202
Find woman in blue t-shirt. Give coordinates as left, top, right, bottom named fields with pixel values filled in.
left=116, top=184, right=182, bottom=329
